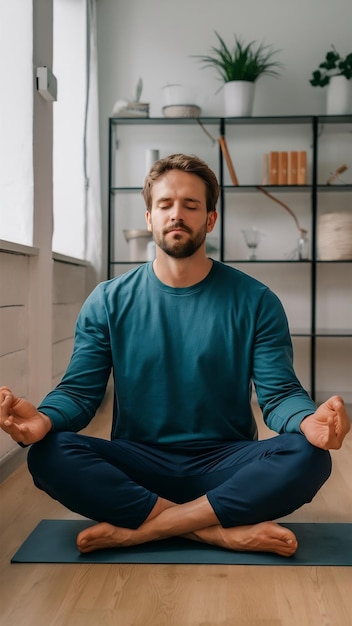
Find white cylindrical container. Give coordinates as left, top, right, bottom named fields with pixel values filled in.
left=147, top=240, right=156, bottom=261
left=298, top=233, right=310, bottom=260
left=224, top=81, right=255, bottom=117
left=123, top=229, right=153, bottom=261
left=326, top=76, right=351, bottom=115
left=318, top=212, right=352, bottom=260
left=146, top=149, right=160, bottom=174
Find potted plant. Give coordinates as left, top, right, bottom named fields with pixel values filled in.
left=310, top=46, right=352, bottom=115
left=193, top=32, right=282, bottom=116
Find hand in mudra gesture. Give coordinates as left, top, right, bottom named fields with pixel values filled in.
left=0, top=386, right=52, bottom=446
left=300, top=395, right=350, bottom=450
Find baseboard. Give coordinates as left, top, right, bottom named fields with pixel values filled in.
left=0, top=446, right=28, bottom=484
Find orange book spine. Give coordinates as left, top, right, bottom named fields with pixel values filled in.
left=297, top=150, right=307, bottom=185
left=278, top=151, right=288, bottom=185
left=269, top=151, right=279, bottom=184
left=288, top=151, right=298, bottom=185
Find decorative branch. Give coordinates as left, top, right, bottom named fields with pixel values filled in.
left=255, top=185, right=307, bottom=235
left=218, top=136, right=239, bottom=186
left=326, top=163, right=348, bottom=185
left=197, top=119, right=307, bottom=235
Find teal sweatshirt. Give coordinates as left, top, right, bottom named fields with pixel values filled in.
left=38, top=261, right=317, bottom=442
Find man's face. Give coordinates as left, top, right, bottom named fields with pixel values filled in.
left=145, top=170, right=217, bottom=259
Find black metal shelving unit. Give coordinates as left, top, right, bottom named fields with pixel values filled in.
left=108, top=115, right=352, bottom=400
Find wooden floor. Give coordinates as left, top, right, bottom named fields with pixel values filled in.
left=1, top=398, right=351, bottom=626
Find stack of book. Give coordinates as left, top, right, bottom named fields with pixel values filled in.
left=263, top=151, right=307, bottom=185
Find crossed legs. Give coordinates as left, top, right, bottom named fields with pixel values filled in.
left=76, top=496, right=299, bottom=557
left=27, top=432, right=331, bottom=556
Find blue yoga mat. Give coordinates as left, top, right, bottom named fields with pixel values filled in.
left=11, top=520, right=352, bottom=565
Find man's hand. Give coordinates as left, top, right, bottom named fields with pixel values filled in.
left=0, top=386, right=52, bottom=445
left=300, top=395, right=351, bottom=450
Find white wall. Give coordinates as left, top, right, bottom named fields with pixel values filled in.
left=96, top=0, right=352, bottom=214
left=95, top=0, right=352, bottom=403
left=0, top=1, right=33, bottom=246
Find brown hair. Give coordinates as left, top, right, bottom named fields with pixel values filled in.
left=142, top=153, right=219, bottom=213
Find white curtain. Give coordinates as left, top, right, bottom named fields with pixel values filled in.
left=84, top=0, right=103, bottom=280
left=0, top=1, right=33, bottom=245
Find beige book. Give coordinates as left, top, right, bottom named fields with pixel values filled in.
left=288, top=151, right=298, bottom=185
left=262, top=153, right=269, bottom=184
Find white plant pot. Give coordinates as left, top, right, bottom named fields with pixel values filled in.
left=326, top=76, right=351, bottom=115
left=224, top=81, right=255, bottom=117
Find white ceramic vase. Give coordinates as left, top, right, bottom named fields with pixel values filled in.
left=224, top=81, right=255, bottom=117
left=326, top=75, right=351, bottom=115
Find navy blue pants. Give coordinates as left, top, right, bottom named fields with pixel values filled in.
left=27, top=432, right=331, bottom=529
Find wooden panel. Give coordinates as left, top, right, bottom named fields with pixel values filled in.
left=52, top=373, right=63, bottom=388
left=0, top=306, right=26, bottom=357
left=0, top=252, right=28, bottom=306
left=0, top=430, right=20, bottom=460
left=0, top=349, right=28, bottom=462
left=53, top=262, right=87, bottom=304
left=0, top=351, right=27, bottom=395
left=52, top=337, right=74, bottom=378
left=53, top=303, right=80, bottom=343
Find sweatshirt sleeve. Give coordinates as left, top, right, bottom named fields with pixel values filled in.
left=251, top=288, right=317, bottom=434
left=37, top=284, right=113, bottom=432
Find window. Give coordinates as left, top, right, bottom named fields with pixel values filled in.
left=0, top=2, right=33, bottom=245
left=53, top=0, right=87, bottom=258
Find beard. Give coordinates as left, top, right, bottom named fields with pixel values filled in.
left=153, top=220, right=208, bottom=259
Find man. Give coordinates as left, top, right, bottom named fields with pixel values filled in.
left=1, top=154, right=350, bottom=557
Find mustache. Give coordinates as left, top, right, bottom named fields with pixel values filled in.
left=163, top=221, right=192, bottom=235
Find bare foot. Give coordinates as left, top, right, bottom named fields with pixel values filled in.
left=188, top=521, right=298, bottom=557
left=77, top=522, right=135, bottom=553
left=77, top=520, right=297, bottom=557
left=77, top=496, right=176, bottom=553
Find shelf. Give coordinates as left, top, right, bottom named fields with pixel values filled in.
left=110, top=116, right=221, bottom=126
left=110, top=185, right=316, bottom=193
left=225, top=259, right=312, bottom=264
left=111, top=187, right=143, bottom=193
left=247, top=327, right=351, bottom=338
left=223, top=185, right=311, bottom=192
left=110, top=114, right=352, bottom=127
left=108, top=115, right=352, bottom=400
left=315, top=329, right=352, bottom=337
left=110, top=260, right=147, bottom=265
left=318, top=115, right=352, bottom=125
left=317, top=185, right=352, bottom=192
left=224, top=115, right=314, bottom=125
left=316, top=259, right=352, bottom=263
left=111, top=185, right=314, bottom=194
left=111, top=259, right=312, bottom=265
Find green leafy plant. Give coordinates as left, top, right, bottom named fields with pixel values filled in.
left=134, top=77, right=143, bottom=102
left=310, top=46, right=352, bottom=87
left=193, top=32, right=282, bottom=83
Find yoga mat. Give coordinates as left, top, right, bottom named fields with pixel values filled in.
left=11, top=520, right=352, bottom=566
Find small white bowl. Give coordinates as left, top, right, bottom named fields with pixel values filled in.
left=162, top=105, right=201, bottom=118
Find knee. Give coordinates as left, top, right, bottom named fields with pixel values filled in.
left=27, top=431, right=72, bottom=482
left=291, top=434, right=332, bottom=487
